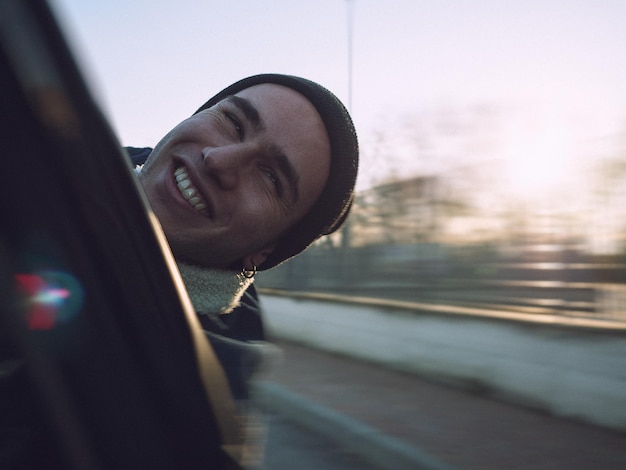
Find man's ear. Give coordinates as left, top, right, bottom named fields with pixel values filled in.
left=243, top=243, right=276, bottom=270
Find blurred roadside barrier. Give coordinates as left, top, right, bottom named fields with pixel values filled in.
left=258, top=290, right=626, bottom=432
left=260, top=243, right=626, bottom=323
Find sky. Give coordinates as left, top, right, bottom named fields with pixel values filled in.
left=51, top=0, right=626, bottom=191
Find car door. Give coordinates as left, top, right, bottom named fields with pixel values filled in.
left=0, top=1, right=245, bottom=468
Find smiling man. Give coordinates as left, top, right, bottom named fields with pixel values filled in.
left=140, top=82, right=334, bottom=271
left=131, top=75, right=358, bottom=441
left=139, top=75, right=357, bottom=275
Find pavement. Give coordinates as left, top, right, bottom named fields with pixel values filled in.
left=254, top=340, right=626, bottom=470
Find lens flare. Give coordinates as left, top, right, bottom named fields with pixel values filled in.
left=14, top=271, right=83, bottom=330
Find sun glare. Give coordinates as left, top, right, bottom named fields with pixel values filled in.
left=503, top=113, right=573, bottom=200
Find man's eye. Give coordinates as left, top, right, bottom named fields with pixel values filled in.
left=265, top=169, right=283, bottom=196
left=225, top=112, right=244, bottom=140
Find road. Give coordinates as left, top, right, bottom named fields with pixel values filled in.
left=256, top=341, right=626, bottom=470
left=263, top=414, right=379, bottom=470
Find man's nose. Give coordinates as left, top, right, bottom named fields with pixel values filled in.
left=201, top=145, right=252, bottom=190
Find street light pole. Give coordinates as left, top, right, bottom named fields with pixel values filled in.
left=346, top=0, right=354, bottom=112
left=340, top=0, right=355, bottom=286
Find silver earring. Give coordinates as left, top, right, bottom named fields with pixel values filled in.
left=243, top=265, right=257, bottom=279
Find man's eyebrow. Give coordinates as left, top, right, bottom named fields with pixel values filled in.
left=225, top=95, right=262, bottom=131
left=271, top=145, right=300, bottom=204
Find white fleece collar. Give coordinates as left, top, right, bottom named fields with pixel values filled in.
left=177, top=261, right=253, bottom=314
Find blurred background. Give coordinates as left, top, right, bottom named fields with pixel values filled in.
left=52, top=0, right=626, bottom=321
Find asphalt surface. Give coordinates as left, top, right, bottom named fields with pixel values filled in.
left=256, top=341, right=626, bottom=470
left=263, top=414, right=380, bottom=470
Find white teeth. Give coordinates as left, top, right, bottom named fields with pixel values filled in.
left=174, top=166, right=208, bottom=214
left=177, top=179, right=191, bottom=190
left=181, top=188, right=196, bottom=199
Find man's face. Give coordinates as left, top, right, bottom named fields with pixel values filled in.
left=139, top=84, right=331, bottom=269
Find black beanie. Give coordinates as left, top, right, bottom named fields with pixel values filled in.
left=195, top=74, right=359, bottom=270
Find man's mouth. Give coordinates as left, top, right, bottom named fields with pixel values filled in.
left=174, top=166, right=209, bottom=215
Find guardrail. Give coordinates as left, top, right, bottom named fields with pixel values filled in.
left=258, top=243, right=626, bottom=323
left=257, top=287, right=626, bottom=332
